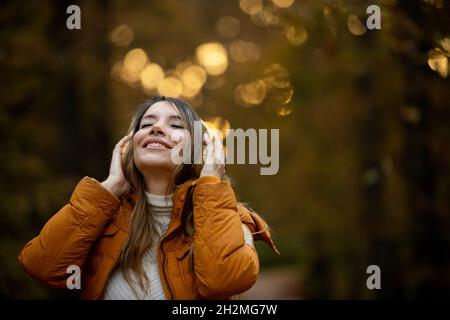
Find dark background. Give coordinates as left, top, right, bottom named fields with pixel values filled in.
left=1, top=0, right=449, bottom=299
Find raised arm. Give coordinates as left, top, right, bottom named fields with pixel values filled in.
left=18, top=135, right=131, bottom=288
left=18, top=177, right=121, bottom=288
left=192, top=177, right=260, bottom=299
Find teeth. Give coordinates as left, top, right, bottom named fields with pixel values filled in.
left=146, top=142, right=167, bottom=148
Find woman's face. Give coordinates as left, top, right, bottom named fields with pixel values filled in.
left=132, top=101, right=188, bottom=174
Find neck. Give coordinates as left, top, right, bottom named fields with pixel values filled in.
left=142, top=169, right=174, bottom=195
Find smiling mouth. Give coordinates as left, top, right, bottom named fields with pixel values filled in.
left=143, top=142, right=171, bottom=149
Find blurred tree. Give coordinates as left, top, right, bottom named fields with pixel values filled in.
left=0, top=0, right=449, bottom=299
left=393, top=0, right=450, bottom=298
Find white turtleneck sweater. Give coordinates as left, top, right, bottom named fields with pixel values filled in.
left=103, top=191, right=173, bottom=300
left=103, top=192, right=254, bottom=300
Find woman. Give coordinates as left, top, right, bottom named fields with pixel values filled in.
left=18, top=96, right=279, bottom=300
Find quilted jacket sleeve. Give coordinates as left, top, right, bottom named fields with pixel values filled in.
left=18, top=177, right=121, bottom=288
left=192, top=176, right=273, bottom=299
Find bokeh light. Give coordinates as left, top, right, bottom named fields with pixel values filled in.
left=277, top=105, right=293, bottom=116
left=263, top=63, right=291, bottom=89
left=239, top=0, right=263, bottom=15
left=120, top=65, right=140, bottom=83
left=229, top=40, right=261, bottom=63
left=271, top=84, right=294, bottom=105
left=181, top=65, right=207, bottom=90
left=234, top=79, right=267, bottom=107
left=428, top=49, right=448, bottom=78
left=110, top=60, right=123, bottom=81
left=217, top=16, right=241, bottom=38
left=205, top=76, right=226, bottom=90
left=157, top=76, right=183, bottom=97
left=250, top=8, right=280, bottom=26
left=110, top=24, right=134, bottom=47
left=123, top=48, right=148, bottom=74
left=140, top=63, right=165, bottom=90
left=440, top=37, right=450, bottom=54
left=196, top=42, right=228, bottom=76
left=203, top=116, right=231, bottom=138
left=271, top=0, right=295, bottom=8
left=347, top=15, right=367, bottom=36
left=180, top=65, right=206, bottom=98
left=285, top=25, right=308, bottom=46
left=400, top=106, right=421, bottom=125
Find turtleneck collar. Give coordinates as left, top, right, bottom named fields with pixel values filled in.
left=144, top=191, right=173, bottom=218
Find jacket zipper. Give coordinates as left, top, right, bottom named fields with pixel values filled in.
left=161, top=183, right=197, bottom=300
left=160, top=184, right=195, bottom=300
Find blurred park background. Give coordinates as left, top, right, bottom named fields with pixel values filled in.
left=1, top=0, right=449, bottom=299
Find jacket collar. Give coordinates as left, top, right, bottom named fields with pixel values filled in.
left=111, top=177, right=280, bottom=256
left=113, top=178, right=197, bottom=233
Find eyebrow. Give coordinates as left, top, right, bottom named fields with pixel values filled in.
left=142, top=114, right=183, bottom=121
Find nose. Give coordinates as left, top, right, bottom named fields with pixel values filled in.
left=149, top=121, right=166, bottom=136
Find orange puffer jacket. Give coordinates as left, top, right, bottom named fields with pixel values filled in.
left=18, top=175, right=280, bottom=299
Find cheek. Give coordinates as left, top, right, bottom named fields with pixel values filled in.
left=132, top=133, right=144, bottom=159
left=170, top=130, right=190, bottom=148
left=133, top=130, right=145, bottom=148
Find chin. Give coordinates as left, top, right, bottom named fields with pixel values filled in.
left=136, top=155, right=175, bottom=171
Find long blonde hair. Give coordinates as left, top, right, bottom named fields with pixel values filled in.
left=119, top=96, right=205, bottom=293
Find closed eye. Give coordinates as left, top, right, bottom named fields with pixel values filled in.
left=140, top=123, right=184, bottom=129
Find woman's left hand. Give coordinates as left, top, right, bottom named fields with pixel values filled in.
left=200, top=131, right=225, bottom=179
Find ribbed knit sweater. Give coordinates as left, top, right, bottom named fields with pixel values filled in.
left=103, top=191, right=173, bottom=300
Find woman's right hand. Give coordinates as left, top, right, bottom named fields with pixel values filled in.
left=100, top=135, right=132, bottom=198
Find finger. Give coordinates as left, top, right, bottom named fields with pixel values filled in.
left=116, top=134, right=131, bottom=147
left=111, top=135, right=131, bottom=167
left=211, top=132, right=225, bottom=164
left=203, top=132, right=214, bottom=164
left=203, top=131, right=212, bottom=146
left=203, top=132, right=214, bottom=150
left=113, top=135, right=130, bottom=154
left=114, top=134, right=131, bottom=149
